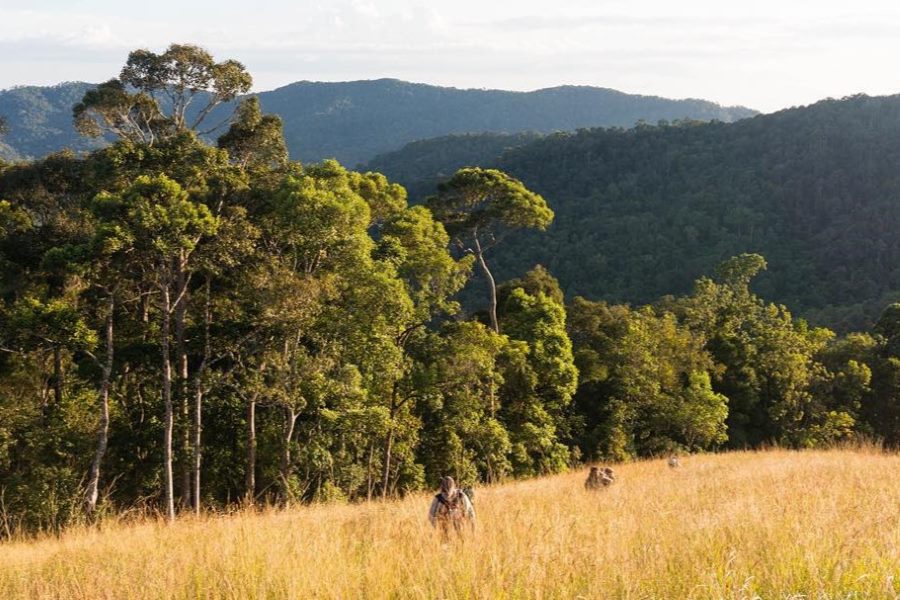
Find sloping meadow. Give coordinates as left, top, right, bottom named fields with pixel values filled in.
left=2, top=449, right=899, bottom=599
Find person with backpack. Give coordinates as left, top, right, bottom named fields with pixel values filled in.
left=428, top=476, right=475, bottom=538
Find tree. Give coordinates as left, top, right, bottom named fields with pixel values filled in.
left=259, top=160, right=405, bottom=500
left=41, top=234, right=126, bottom=516
left=73, top=80, right=169, bottom=145
left=416, top=322, right=510, bottom=485
left=806, top=333, right=875, bottom=446
left=217, top=97, right=288, bottom=170
left=75, top=43, right=252, bottom=145
left=428, top=168, right=553, bottom=332
left=498, top=264, right=565, bottom=308
left=499, top=282, right=577, bottom=475
left=865, top=305, right=900, bottom=444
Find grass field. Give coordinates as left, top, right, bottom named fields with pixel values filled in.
left=2, top=449, right=899, bottom=599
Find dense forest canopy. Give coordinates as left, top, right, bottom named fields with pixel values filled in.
left=1, top=45, right=899, bottom=537
left=367, top=95, right=900, bottom=332
left=0, top=79, right=755, bottom=166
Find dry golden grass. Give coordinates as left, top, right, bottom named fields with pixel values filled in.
left=2, top=449, right=900, bottom=599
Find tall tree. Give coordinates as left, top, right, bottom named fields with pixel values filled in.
left=499, top=284, right=577, bottom=474
left=416, top=322, right=509, bottom=485
left=74, top=44, right=252, bottom=145
left=569, top=297, right=727, bottom=459
left=428, top=168, right=552, bottom=332
left=374, top=205, right=472, bottom=495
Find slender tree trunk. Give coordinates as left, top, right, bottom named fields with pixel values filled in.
left=475, top=238, right=499, bottom=332
left=191, top=278, right=211, bottom=516
left=280, top=406, right=298, bottom=499
left=381, top=428, right=394, bottom=500
left=381, top=384, right=399, bottom=499
left=175, top=255, right=191, bottom=509
left=192, top=384, right=202, bottom=515
left=245, top=393, right=257, bottom=504
left=161, top=282, right=176, bottom=523
left=366, top=442, right=375, bottom=502
left=281, top=406, right=298, bottom=500
left=85, top=295, right=114, bottom=516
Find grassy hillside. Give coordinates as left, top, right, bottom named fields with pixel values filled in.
left=368, top=94, right=900, bottom=332
left=2, top=449, right=898, bottom=599
left=0, top=79, right=755, bottom=165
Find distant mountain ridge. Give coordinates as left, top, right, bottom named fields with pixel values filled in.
left=0, top=78, right=756, bottom=165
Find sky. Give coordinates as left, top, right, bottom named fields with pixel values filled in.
left=1, top=0, right=899, bottom=112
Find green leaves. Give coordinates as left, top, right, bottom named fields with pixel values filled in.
left=0, top=200, right=31, bottom=236
left=569, top=299, right=717, bottom=458
left=4, top=296, right=97, bottom=351
left=380, top=205, right=473, bottom=322
left=73, top=79, right=167, bottom=143
left=90, top=174, right=217, bottom=260
left=428, top=167, right=553, bottom=243
left=268, top=161, right=372, bottom=273
left=126, top=175, right=217, bottom=256
left=217, top=97, right=288, bottom=170
left=714, top=253, right=768, bottom=288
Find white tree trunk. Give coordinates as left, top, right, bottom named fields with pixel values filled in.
left=85, top=295, right=114, bottom=515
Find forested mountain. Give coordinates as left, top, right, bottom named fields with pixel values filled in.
left=0, top=83, right=106, bottom=161
left=367, top=94, right=900, bottom=331
left=257, top=80, right=756, bottom=166
left=364, top=132, right=543, bottom=200
left=0, top=79, right=756, bottom=165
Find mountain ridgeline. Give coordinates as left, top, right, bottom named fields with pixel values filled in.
left=367, top=94, right=900, bottom=331
left=0, top=79, right=755, bottom=165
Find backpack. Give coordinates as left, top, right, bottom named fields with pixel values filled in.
left=435, top=490, right=470, bottom=521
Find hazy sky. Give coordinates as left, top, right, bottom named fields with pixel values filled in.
left=1, top=0, right=899, bottom=112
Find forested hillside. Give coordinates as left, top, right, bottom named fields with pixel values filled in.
left=364, top=132, right=542, bottom=200
left=0, top=79, right=755, bottom=165
left=0, top=83, right=106, bottom=161
left=368, top=94, right=900, bottom=331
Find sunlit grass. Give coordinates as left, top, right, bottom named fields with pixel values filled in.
left=2, top=448, right=899, bottom=599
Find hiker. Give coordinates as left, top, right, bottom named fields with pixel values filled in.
left=428, top=476, right=475, bottom=537
left=585, top=466, right=615, bottom=490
